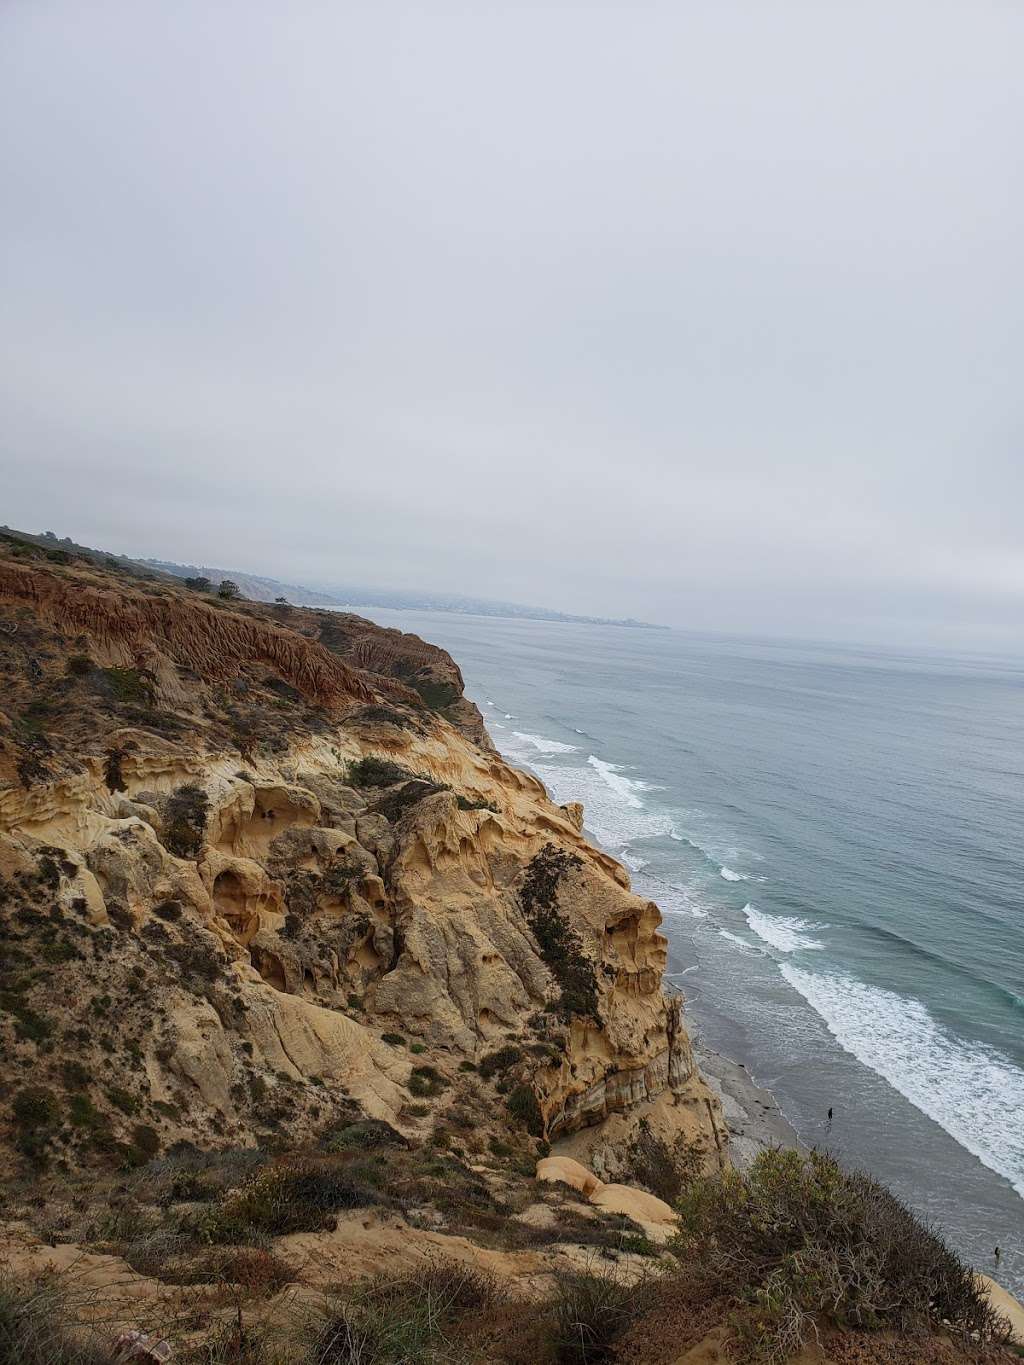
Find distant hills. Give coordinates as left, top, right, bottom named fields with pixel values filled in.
left=146, top=560, right=667, bottom=629
left=0, top=527, right=664, bottom=627
left=142, top=560, right=342, bottom=608
left=314, top=583, right=666, bottom=629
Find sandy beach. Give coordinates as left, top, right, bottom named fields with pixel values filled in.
left=693, top=1039, right=803, bottom=1169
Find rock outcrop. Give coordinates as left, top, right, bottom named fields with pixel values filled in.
left=0, top=550, right=724, bottom=1176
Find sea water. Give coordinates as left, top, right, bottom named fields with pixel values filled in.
left=361, top=610, right=1024, bottom=1291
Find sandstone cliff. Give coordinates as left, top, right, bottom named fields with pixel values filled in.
left=0, top=548, right=725, bottom=1179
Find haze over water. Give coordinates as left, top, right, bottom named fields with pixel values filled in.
left=365, top=608, right=1024, bottom=1292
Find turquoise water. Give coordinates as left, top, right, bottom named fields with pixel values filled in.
left=365, top=610, right=1024, bottom=1289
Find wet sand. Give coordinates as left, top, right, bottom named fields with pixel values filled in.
left=693, top=1039, right=803, bottom=1169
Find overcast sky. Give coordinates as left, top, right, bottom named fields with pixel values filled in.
left=2, top=3, right=1022, bottom=647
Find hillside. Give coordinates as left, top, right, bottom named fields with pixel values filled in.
left=142, top=558, right=345, bottom=608
left=144, top=553, right=667, bottom=626
left=0, top=543, right=1018, bottom=1364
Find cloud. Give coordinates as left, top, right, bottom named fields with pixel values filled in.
left=2, top=1, right=1022, bottom=646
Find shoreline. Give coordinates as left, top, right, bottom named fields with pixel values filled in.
left=692, top=1038, right=803, bottom=1169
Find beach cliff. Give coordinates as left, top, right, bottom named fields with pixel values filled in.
left=1, top=543, right=1020, bottom=1361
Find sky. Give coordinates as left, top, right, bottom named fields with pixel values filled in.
left=2, top=2, right=1023, bottom=647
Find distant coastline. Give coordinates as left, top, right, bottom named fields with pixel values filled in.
left=326, top=587, right=668, bottom=630
left=0, top=530, right=664, bottom=629
left=143, top=555, right=668, bottom=629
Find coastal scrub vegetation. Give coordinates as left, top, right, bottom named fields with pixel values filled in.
left=411, top=678, right=461, bottom=711
left=625, top=1119, right=703, bottom=1205
left=519, top=844, right=599, bottom=1021
left=162, top=784, right=210, bottom=859
left=671, top=1148, right=1004, bottom=1361
left=308, top=1260, right=505, bottom=1365
left=346, top=755, right=411, bottom=787
left=0, top=1141, right=1015, bottom=1364
left=0, top=1268, right=116, bottom=1364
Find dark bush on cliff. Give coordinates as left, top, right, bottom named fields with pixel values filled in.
left=162, top=784, right=209, bottom=859
left=519, top=844, right=598, bottom=1021
left=347, top=755, right=410, bottom=787
left=673, top=1148, right=1004, bottom=1360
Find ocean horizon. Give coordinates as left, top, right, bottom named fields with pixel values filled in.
left=362, top=606, right=1024, bottom=1294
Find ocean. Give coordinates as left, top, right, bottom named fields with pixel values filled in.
left=363, top=609, right=1024, bottom=1291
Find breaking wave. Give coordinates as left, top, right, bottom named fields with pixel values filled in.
left=744, top=905, right=825, bottom=953
left=511, top=730, right=578, bottom=754
left=780, top=965, right=1024, bottom=1200
left=719, top=928, right=761, bottom=954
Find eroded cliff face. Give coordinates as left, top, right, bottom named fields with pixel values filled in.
left=0, top=552, right=724, bottom=1176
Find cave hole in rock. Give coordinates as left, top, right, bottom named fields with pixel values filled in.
left=249, top=946, right=287, bottom=991
left=213, top=869, right=248, bottom=925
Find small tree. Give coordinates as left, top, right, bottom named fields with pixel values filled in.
left=185, top=576, right=211, bottom=592
left=218, top=579, right=241, bottom=600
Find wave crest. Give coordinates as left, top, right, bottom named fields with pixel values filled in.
left=744, top=904, right=825, bottom=953
left=780, top=965, right=1024, bottom=1200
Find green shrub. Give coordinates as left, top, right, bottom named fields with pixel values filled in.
left=411, top=679, right=460, bottom=711
left=506, top=1084, right=544, bottom=1137
left=674, top=1149, right=1003, bottom=1357
left=381, top=1032, right=406, bottom=1047
left=60, top=1059, right=91, bottom=1089
left=323, top=1120, right=407, bottom=1153
left=456, top=794, right=499, bottom=813
left=131, top=1124, right=160, bottom=1159
left=371, top=779, right=448, bottom=823
left=408, top=1067, right=447, bottom=1099
left=68, top=1093, right=105, bottom=1130
left=478, top=1045, right=522, bottom=1080
left=519, top=845, right=598, bottom=1021
left=200, top=1161, right=380, bottom=1242
left=309, top=1258, right=501, bottom=1365
left=409, top=1042, right=426, bottom=1055
left=106, top=1086, right=139, bottom=1116
left=95, top=666, right=153, bottom=705
left=347, top=756, right=410, bottom=787
left=12, top=1087, right=58, bottom=1127
left=163, top=784, right=209, bottom=859
left=550, top=1267, right=656, bottom=1364
left=626, top=1118, right=702, bottom=1203
left=3, top=999, right=53, bottom=1045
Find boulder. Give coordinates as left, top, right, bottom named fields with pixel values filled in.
left=536, top=1155, right=604, bottom=1198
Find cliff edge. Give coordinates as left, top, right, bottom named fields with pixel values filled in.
left=0, top=547, right=724, bottom=1179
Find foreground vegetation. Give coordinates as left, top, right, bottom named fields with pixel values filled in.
left=1, top=1140, right=1015, bottom=1365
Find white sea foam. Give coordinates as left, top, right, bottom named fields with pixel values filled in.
left=744, top=905, right=825, bottom=953
left=588, top=755, right=645, bottom=808
left=510, top=730, right=578, bottom=754
left=501, top=744, right=678, bottom=853
left=719, top=929, right=761, bottom=954
left=780, top=965, right=1024, bottom=1199
left=720, top=866, right=745, bottom=882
